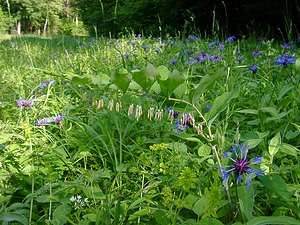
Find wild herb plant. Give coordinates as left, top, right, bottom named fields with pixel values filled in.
left=0, top=33, right=299, bottom=224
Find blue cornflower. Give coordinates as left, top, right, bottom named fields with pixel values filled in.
left=226, top=36, right=236, bottom=42
left=209, top=55, right=221, bottom=62
left=52, top=114, right=64, bottom=125
left=249, top=64, right=258, bottom=73
left=124, top=52, right=130, bottom=59
left=141, top=46, right=149, bottom=52
left=236, top=56, right=244, bottom=63
left=169, top=59, right=177, bottom=64
left=17, top=99, right=35, bottom=108
left=51, top=53, right=58, bottom=60
left=195, top=52, right=209, bottom=62
left=185, top=61, right=193, bottom=66
left=282, top=43, right=291, bottom=49
left=252, top=49, right=260, bottom=57
left=39, top=79, right=55, bottom=89
left=205, top=105, right=211, bottom=110
left=169, top=41, right=175, bottom=46
left=209, top=41, right=219, bottom=48
left=36, top=118, right=50, bottom=126
left=188, top=35, right=199, bottom=40
left=276, top=54, right=295, bottom=67
left=133, top=66, right=139, bottom=70
left=220, top=144, right=264, bottom=188
left=154, top=48, right=160, bottom=53
left=167, top=107, right=180, bottom=119
left=218, top=43, right=225, bottom=50
left=175, top=121, right=187, bottom=134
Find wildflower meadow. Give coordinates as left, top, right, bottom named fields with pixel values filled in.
left=0, top=34, right=299, bottom=224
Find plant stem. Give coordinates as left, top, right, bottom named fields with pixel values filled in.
left=49, top=182, right=52, bottom=221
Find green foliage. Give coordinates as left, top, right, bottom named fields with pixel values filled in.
left=0, top=33, right=299, bottom=225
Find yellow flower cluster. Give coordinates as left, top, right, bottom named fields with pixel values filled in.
left=149, top=143, right=168, bottom=152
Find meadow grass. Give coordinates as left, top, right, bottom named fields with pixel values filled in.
left=0, top=33, right=299, bottom=225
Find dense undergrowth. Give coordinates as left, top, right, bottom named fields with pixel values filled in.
left=0, top=34, right=299, bottom=224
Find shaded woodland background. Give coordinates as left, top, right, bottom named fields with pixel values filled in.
left=0, top=0, right=299, bottom=39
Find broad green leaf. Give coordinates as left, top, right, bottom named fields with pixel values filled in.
left=71, top=75, right=90, bottom=85
left=82, top=214, right=97, bottom=222
left=157, top=65, right=170, bottom=80
left=191, top=68, right=225, bottom=103
left=0, top=212, right=28, bottom=225
left=111, top=68, right=131, bottom=92
left=132, top=63, right=158, bottom=92
left=204, top=86, right=239, bottom=123
left=245, top=216, right=300, bottom=225
left=268, top=133, right=281, bottom=157
left=192, top=195, right=209, bottom=217
left=198, top=144, right=211, bottom=157
left=149, top=81, right=161, bottom=94
left=198, top=217, right=224, bottom=225
left=243, top=139, right=263, bottom=148
left=173, top=83, right=187, bottom=98
left=154, top=210, right=170, bottom=225
left=280, top=143, right=299, bottom=157
left=185, top=194, right=199, bottom=209
left=259, top=175, right=291, bottom=202
left=53, top=204, right=72, bottom=224
left=238, top=186, right=254, bottom=222
left=158, top=69, right=185, bottom=97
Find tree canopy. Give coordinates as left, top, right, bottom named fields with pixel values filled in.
left=0, top=0, right=299, bottom=39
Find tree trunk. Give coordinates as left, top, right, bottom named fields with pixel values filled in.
left=43, top=18, right=48, bottom=35
left=17, top=21, right=21, bottom=36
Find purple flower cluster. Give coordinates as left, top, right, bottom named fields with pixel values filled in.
left=17, top=99, right=36, bottom=108
left=220, top=144, right=264, bottom=187
left=36, top=114, right=64, bottom=127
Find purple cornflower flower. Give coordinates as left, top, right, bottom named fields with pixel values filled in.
left=51, top=53, right=58, bottom=59
left=205, top=105, right=211, bottom=110
left=39, top=79, right=55, bottom=89
left=252, top=49, right=260, bottom=57
left=169, top=59, right=177, bottom=64
left=167, top=107, right=180, bottom=119
left=209, top=41, right=219, bottom=48
left=236, top=56, right=244, bottom=63
left=226, top=36, right=236, bottom=42
left=36, top=118, right=50, bottom=126
left=282, top=43, right=291, bottom=49
left=188, top=35, right=199, bottom=41
left=141, top=46, right=149, bottom=52
left=17, top=99, right=35, bottom=108
left=209, top=55, right=221, bottom=62
left=52, top=114, right=64, bottom=125
left=276, top=54, right=295, bottom=67
left=154, top=48, right=160, bottom=53
left=218, top=43, right=225, bottom=50
left=220, top=144, right=264, bottom=188
left=124, top=52, right=130, bottom=59
left=249, top=64, right=258, bottom=73
left=195, top=52, right=209, bottom=62
left=175, top=121, right=187, bottom=133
